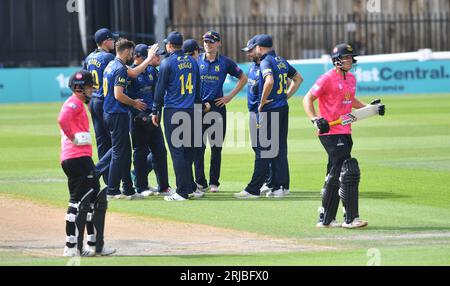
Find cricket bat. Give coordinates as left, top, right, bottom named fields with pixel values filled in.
left=329, top=104, right=380, bottom=126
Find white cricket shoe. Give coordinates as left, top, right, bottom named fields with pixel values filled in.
left=156, top=187, right=176, bottom=196
left=316, top=220, right=342, bottom=228
left=196, top=183, right=209, bottom=192
left=189, top=189, right=205, bottom=199
left=164, top=193, right=188, bottom=201
left=107, top=194, right=123, bottom=200
left=97, top=246, right=117, bottom=256
left=259, top=183, right=272, bottom=196
left=123, top=192, right=144, bottom=200
left=234, top=190, right=259, bottom=199
left=81, top=245, right=96, bottom=257
left=342, top=217, right=368, bottom=229
left=63, top=246, right=80, bottom=257
left=266, top=188, right=285, bottom=198
left=209, top=185, right=219, bottom=193
left=283, top=189, right=290, bottom=195
left=139, top=186, right=158, bottom=197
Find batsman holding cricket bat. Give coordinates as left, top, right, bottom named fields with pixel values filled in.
left=303, top=43, right=385, bottom=228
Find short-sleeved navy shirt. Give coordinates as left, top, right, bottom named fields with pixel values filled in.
left=197, top=53, right=243, bottom=102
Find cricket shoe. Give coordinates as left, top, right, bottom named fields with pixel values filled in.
left=107, top=190, right=123, bottom=200
left=81, top=246, right=96, bottom=257
left=164, top=193, right=188, bottom=201
left=63, top=246, right=80, bottom=257
left=283, top=189, right=290, bottom=195
left=209, top=184, right=219, bottom=193
left=234, top=190, right=259, bottom=199
left=266, top=188, right=285, bottom=198
left=316, top=220, right=342, bottom=228
left=81, top=245, right=116, bottom=256
left=196, top=183, right=208, bottom=192
left=342, top=217, right=368, bottom=229
left=97, top=246, right=117, bottom=256
left=123, top=192, right=144, bottom=200
left=138, top=186, right=158, bottom=197
left=259, top=183, right=272, bottom=196
left=189, top=189, right=205, bottom=199
left=156, top=187, right=175, bottom=196
left=107, top=194, right=123, bottom=200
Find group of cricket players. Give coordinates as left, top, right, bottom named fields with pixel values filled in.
left=57, top=27, right=385, bottom=257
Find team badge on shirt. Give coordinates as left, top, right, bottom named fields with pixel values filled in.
left=342, top=92, right=352, bottom=104
left=67, top=103, right=78, bottom=110
left=215, top=65, right=220, bottom=72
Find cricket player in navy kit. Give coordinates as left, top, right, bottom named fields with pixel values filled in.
left=182, top=39, right=203, bottom=60
left=241, top=35, right=273, bottom=196
left=152, top=31, right=210, bottom=201
left=103, top=38, right=158, bottom=200
left=85, top=28, right=159, bottom=188
left=194, top=31, right=247, bottom=195
left=235, top=34, right=303, bottom=199
left=83, top=28, right=116, bottom=184
left=128, top=44, right=172, bottom=196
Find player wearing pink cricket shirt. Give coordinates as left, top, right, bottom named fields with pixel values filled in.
left=58, top=70, right=115, bottom=257
left=303, top=43, right=385, bottom=229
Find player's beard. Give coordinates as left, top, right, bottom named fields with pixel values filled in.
left=126, top=51, right=134, bottom=65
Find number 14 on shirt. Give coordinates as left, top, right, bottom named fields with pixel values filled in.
left=179, top=73, right=193, bottom=96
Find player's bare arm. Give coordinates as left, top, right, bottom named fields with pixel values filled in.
left=258, top=74, right=275, bottom=112
left=287, top=72, right=303, bottom=99
left=127, top=44, right=159, bottom=78
left=302, top=91, right=318, bottom=120
left=352, top=97, right=367, bottom=109
left=114, top=86, right=147, bottom=111
left=215, top=73, right=248, bottom=107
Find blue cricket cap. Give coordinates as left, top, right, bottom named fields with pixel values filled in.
left=94, top=28, right=119, bottom=44
left=134, top=44, right=149, bottom=58
left=254, top=34, right=273, bottom=48
left=241, top=35, right=258, bottom=52
left=182, top=39, right=204, bottom=54
left=163, top=31, right=183, bottom=46
left=203, top=30, right=221, bottom=43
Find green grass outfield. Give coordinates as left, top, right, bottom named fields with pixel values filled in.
left=1, top=94, right=450, bottom=266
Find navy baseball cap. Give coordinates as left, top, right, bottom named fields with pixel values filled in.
left=241, top=35, right=258, bottom=52
left=163, top=31, right=183, bottom=46
left=94, top=28, right=118, bottom=44
left=134, top=44, right=149, bottom=58
left=182, top=39, right=204, bottom=54
left=254, top=34, right=273, bottom=48
left=203, top=31, right=221, bottom=43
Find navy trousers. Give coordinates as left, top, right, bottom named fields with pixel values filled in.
left=245, top=105, right=289, bottom=194
left=103, top=112, right=134, bottom=195
left=130, top=112, right=169, bottom=192
left=270, top=105, right=289, bottom=190
left=163, top=108, right=196, bottom=198
left=194, top=104, right=226, bottom=188
left=89, top=97, right=111, bottom=184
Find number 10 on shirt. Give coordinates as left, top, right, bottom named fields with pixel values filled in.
left=179, top=73, right=193, bottom=96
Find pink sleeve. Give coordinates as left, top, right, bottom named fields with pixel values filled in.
left=58, top=103, right=77, bottom=140
left=309, top=75, right=328, bottom=98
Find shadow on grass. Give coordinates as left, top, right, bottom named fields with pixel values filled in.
left=364, top=226, right=450, bottom=232
left=196, top=191, right=410, bottom=201
left=360, top=192, right=410, bottom=199
left=198, top=192, right=321, bottom=202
